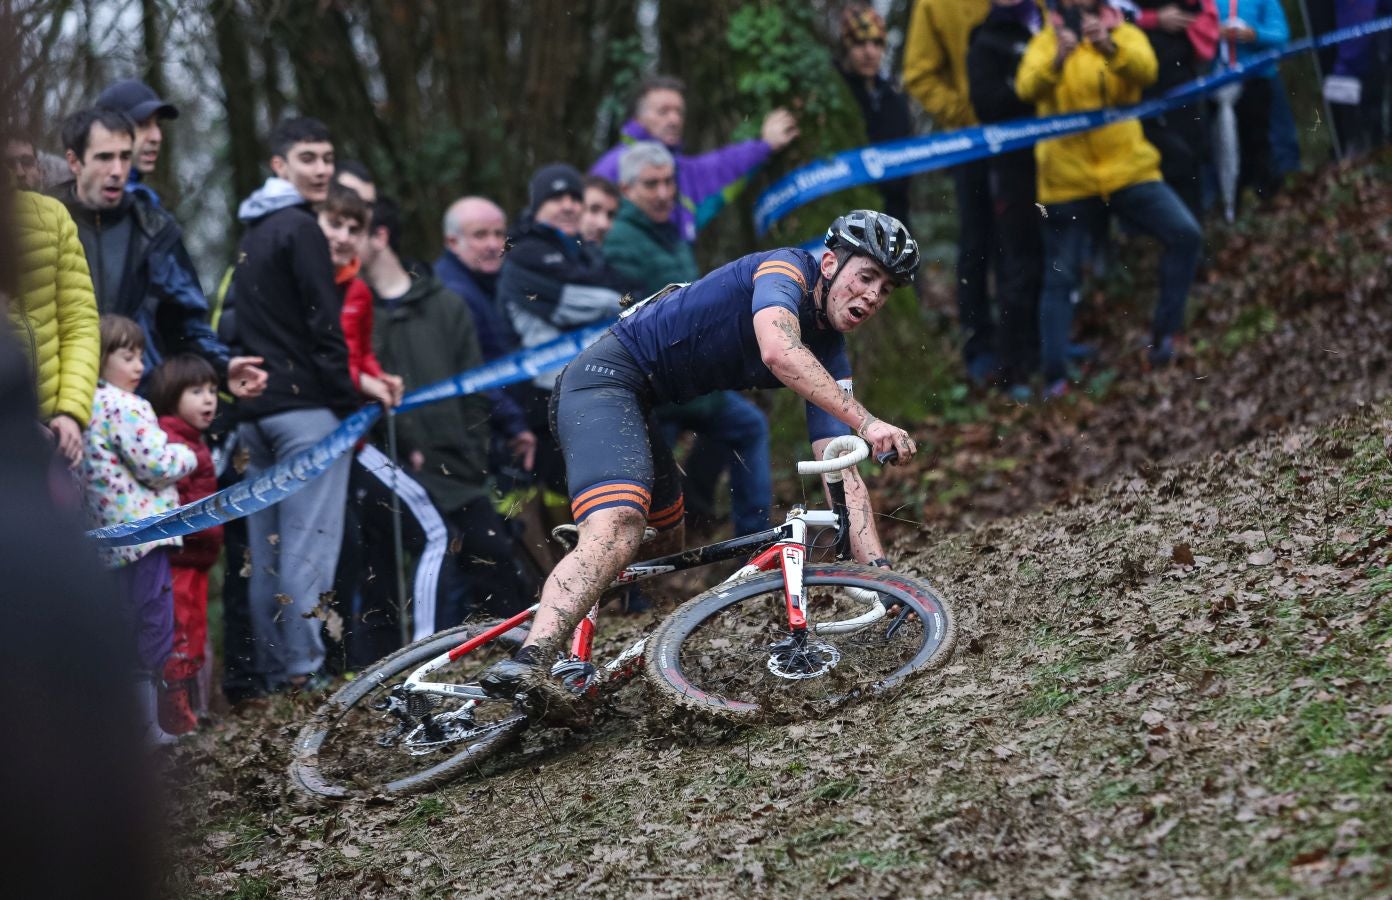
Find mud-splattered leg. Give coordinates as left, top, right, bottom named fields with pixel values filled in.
left=523, top=506, right=648, bottom=653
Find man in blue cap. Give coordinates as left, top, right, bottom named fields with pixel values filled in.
left=95, top=78, right=178, bottom=207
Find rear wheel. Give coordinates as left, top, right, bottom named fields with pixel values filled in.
left=644, top=563, right=955, bottom=720
left=290, top=622, right=528, bottom=800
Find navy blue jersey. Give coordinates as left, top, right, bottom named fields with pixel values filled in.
left=611, top=248, right=852, bottom=442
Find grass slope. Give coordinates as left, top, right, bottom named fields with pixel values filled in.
left=171, top=403, right=1392, bottom=899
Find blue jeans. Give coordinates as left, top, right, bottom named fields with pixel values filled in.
left=1040, top=180, right=1201, bottom=381
left=239, top=408, right=352, bottom=683
left=658, top=391, right=772, bottom=537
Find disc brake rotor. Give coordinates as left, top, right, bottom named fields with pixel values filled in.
left=766, top=638, right=841, bottom=680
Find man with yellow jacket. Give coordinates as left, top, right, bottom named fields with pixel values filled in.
left=8, top=189, right=100, bottom=467
left=903, top=0, right=999, bottom=384
left=1015, top=0, right=1202, bottom=395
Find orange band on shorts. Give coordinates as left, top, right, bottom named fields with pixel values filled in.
left=647, top=495, right=685, bottom=531
left=570, top=480, right=652, bottom=523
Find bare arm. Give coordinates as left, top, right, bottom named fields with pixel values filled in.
left=753, top=305, right=916, bottom=461
left=755, top=306, right=871, bottom=430
left=811, top=436, right=886, bottom=564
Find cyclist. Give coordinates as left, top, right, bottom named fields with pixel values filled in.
left=479, top=210, right=921, bottom=700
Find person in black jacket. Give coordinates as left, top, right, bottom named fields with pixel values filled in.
left=498, top=163, right=632, bottom=496
left=229, top=117, right=362, bottom=693
left=967, top=0, right=1044, bottom=394
left=838, top=5, right=914, bottom=224
left=57, top=107, right=267, bottom=397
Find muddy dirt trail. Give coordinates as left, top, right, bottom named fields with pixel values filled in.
left=167, top=158, right=1392, bottom=898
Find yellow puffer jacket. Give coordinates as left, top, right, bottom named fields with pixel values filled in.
left=9, top=191, right=100, bottom=424
left=902, top=0, right=991, bottom=129
left=1015, top=22, right=1162, bottom=205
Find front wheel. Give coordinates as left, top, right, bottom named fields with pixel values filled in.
left=644, top=563, right=956, bottom=720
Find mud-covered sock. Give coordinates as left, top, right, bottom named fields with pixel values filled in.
left=512, top=645, right=543, bottom=667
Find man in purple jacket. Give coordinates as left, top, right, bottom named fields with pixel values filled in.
left=590, top=75, right=800, bottom=243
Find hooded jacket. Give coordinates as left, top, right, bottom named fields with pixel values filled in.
left=590, top=120, right=771, bottom=243
left=903, top=0, right=992, bottom=128
left=603, top=200, right=700, bottom=298
left=497, top=219, right=629, bottom=390
left=1016, top=13, right=1162, bottom=204
left=158, top=413, right=224, bottom=570
left=227, top=177, right=359, bottom=420
left=371, top=266, right=491, bottom=513
left=56, top=183, right=229, bottom=380
left=10, top=191, right=100, bottom=425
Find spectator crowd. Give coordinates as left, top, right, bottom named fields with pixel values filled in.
left=1, top=0, right=1387, bottom=745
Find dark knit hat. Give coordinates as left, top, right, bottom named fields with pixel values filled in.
left=528, top=163, right=584, bottom=212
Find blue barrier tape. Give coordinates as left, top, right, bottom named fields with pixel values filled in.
left=88, top=323, right=612, bottom=548
left=754, top=17, right=1392, bottom=234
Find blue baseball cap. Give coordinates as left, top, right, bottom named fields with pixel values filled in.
left=95, top=79, right=179, bottom=123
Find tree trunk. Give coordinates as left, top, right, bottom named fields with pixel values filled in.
left=210, top=0, right=261, bottom=217
left=140, top=0, right=179, bottom=207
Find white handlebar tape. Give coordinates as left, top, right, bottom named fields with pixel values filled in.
left=796, top=435, right=869, bottom=482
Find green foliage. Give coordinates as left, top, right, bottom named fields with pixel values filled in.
left=726, top=5, right=851, bottom=137
left=722, top=0, right=883, bottom=248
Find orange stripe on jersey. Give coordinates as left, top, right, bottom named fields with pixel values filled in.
left=753, top=261, right=807, bottom=290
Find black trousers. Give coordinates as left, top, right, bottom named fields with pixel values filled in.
left=989, top=150, right=1042, bottom=386
left=1144, top=100, right=1208, bottom=218
left=1235, top=76, right=1278, bottom=200
left=953, top=159, right=997, bottom=365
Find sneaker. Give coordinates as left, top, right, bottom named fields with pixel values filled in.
left=1147, top=333, right=1189, bottom=369
left=965, top=352, right=1000, bottom=387
left=477, top=655, right=545, bottom=700
left=1004, top=383, right=1034, bottom=404
left=137, top=679, right=179, bottom=748
left=159, top=680, right=198, bottom=736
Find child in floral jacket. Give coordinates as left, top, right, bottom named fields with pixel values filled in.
left=83, top=315, right=197, bottom=745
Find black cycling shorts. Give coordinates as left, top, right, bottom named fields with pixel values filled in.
left=548, top=332, right=684, bottom=530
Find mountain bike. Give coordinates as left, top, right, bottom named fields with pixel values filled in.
left=290, top=436, right=957, bottom=799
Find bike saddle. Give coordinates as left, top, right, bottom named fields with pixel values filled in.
left=550, top=524, right=658, bottom=550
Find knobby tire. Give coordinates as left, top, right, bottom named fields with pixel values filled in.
left=289, top=621, right=527, bottom=800
left=643, top=563, right=956, bottom=720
